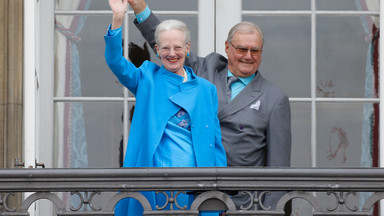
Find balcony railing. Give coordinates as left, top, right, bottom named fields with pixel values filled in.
left=0, top=167, right=383, bottom=215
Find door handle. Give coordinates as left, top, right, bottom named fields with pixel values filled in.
left=14, top=158, right=25, bottom=168
left=35, top=160, right=45, bottom=168
left=14, top=158, right=45, bottom=168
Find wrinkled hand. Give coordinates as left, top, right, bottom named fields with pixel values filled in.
left=108, top=0, right=146, bottom=29
left=109, top=0, right=128, bottom=29
left=127, top=0, right=140, bottom=5
left=109, top=0, right=128, bottom=16
left=128, top=0, right=147, bottom=14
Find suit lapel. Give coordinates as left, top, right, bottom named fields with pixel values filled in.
left=218, top=71, right=263, bottom=119
left=214, top=67, right=228, bottom=111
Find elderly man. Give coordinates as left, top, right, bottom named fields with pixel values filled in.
left=126, top=0, right=292, bottom=211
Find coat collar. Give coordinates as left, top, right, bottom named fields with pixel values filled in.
left=218, top=70, right=264, bottom=119
left=217, top=67, right=262, bottom=92
left=160, top=66, right=199, bottom=91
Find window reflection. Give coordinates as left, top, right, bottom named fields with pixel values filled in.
left=317, top=0, right=375, bottom=11
left=317, top=103, right=378, bottom=168
left=317, top=16, right=377, bottom=98
left=290, top=103, right=311, bottom=167
left=55, top=0, right=198, bottom=11
left=243, top=0, right=310, bottom=10
left=54, top=102, right=123, bottom=168
left=243, top=15, right=311, bottom=97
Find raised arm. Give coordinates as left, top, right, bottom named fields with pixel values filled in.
left=106, top=0, right=147, bottom=94
left=109, top=0, right=128, bottom=29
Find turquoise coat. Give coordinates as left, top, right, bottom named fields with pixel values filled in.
left=104, top=27, right=227, bottom=216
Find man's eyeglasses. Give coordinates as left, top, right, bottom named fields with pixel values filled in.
left=229, top=41, right=262, bottom=56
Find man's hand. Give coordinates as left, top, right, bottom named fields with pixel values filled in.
left=127, top=0, right=147, bottom=15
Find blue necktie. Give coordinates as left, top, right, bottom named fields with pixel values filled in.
left=227, top=76, right=239, bottom=103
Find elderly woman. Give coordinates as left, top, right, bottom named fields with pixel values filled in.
left=105, top=0, right=226, bottom=215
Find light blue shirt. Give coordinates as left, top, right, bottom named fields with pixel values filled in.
left=227, top=70, right=255, bottom=100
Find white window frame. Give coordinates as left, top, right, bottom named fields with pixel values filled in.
left=378, top=1, right=384, bottom=168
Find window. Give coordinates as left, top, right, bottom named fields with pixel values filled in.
left=35, top=0, right=380, bottom=213
left=38, top=0, right=380, bottom=169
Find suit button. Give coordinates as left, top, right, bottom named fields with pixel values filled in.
left=205, top=125, right=209, bottom=128
left=209, top=144, right=213, bottom=148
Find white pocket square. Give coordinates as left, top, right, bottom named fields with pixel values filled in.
left=250, top=100, right=261, bottom=110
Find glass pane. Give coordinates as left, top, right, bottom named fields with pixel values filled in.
left=317, top=0, right=378, bottom=11
left=55, top=0, right=93, bottom=10
left=317, top=16, right=378, bottom=98
left=147, top=0, right=197, bottom=10
left=290, top=102, right=311, bottom=167
left=54, top=0, right=112, bottom=10
left=56, top=0, right=197, bottom=11
left=54, top=102, right=124, bottom=168
left=316, top=103, right=379, bottom=168
left=243, top=16, right=311, bottom=97
left=243, top=0, right=310, bottom=10
left=128, top=14, right=198, bottom=67
left=88, top=0, right=110, bottom=10
left=55, top=15, right=124, bottom=97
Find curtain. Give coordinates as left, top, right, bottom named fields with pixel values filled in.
left=54, top=0, right=91, bottom=209
left=357, top=0, right=379, bottom=214
left=55, top=0, right=91, bottom=169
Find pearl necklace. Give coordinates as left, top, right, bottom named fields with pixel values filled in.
left=183, top=68, right=188, bottom=82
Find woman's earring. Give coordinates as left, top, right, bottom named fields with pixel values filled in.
left=156, top=53, right=159, bottom=58
left=187, top=52, right=190, bottom=57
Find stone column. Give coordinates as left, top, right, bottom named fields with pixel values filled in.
left=0, top=0, right=23, bottom=169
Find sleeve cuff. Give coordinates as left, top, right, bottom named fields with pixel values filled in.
left=106, top=24, right=123, bottom=37
left=135, top=5, right=151, bottom=23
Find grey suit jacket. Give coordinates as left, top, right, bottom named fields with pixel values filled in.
left=135, top=13, right=292, bottom=210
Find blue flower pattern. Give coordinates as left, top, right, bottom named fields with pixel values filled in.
left=170, top=109, right=191, bottom=130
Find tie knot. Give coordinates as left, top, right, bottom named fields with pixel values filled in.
left=228, top=76, right=239, bottom=85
